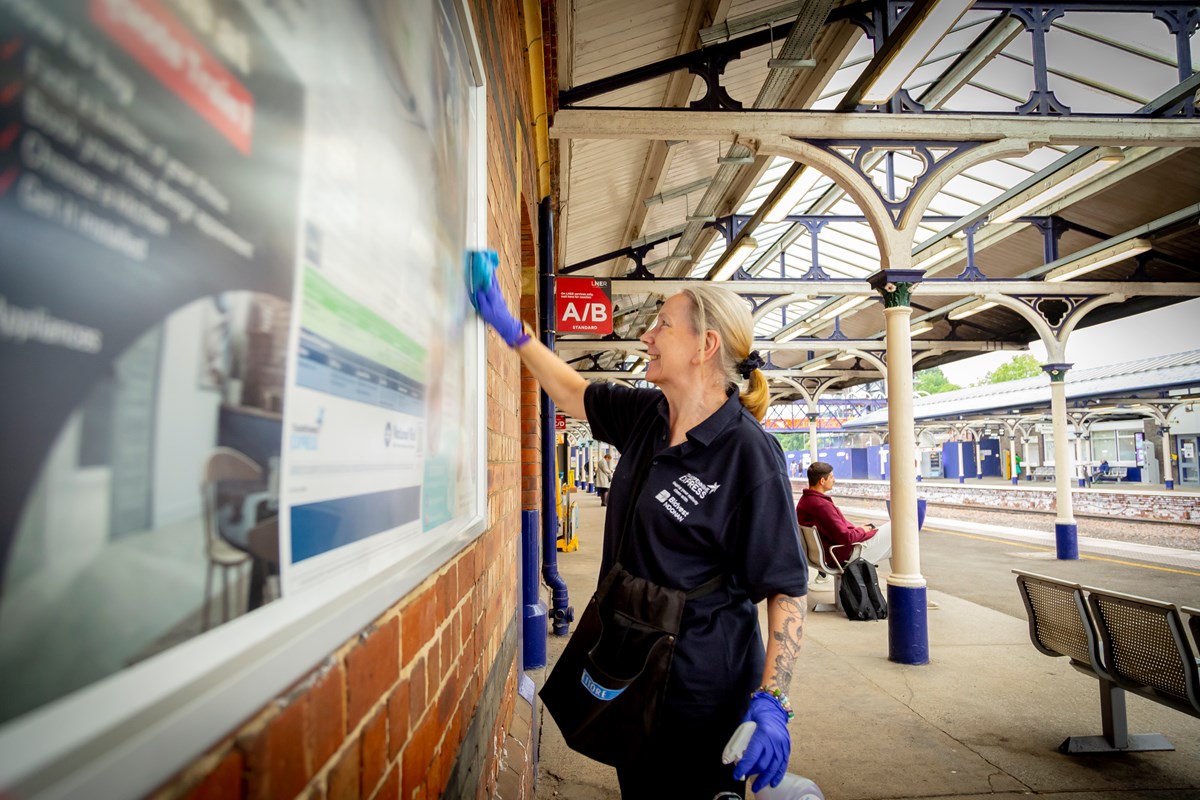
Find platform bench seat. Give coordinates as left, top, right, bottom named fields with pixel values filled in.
left=1092, top=466, right=1129, bottom=483
left=1013, top=570, right=1200, bottom=754
left=1031, top=466, right=1055, bottom=480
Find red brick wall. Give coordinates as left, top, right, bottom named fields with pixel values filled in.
left=151, top=1, right=541, bottom=798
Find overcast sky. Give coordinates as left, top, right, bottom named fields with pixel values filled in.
left=937, top=296, right=1200, bottom=386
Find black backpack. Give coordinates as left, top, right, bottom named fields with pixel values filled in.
left=838, top=558, right=888, bottom=621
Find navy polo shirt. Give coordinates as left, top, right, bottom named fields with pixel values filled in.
left=584, top=382, right=808, bottom=711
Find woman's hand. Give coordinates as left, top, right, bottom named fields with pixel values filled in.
left=732, top=693, right=791, bottom=791
left=467, top=250, right=588, bottom=418
left=469, top=250, right=527, bottom=347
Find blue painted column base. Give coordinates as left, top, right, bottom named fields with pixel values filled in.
left=1055, top=522, right=1079, bottom=560
left=522, top=509, right=549, bottom=668
left=1012, top=477, right=1019, bottom=486
left=1078, top=478, right=1086, bottom=488
left=958, top=475, right=965, bottom=484
left=524, top=602, right=549, bottom=668
left=888, top=584, right=929, bottom=665
left=1166, top=480, right=1174, bottom=490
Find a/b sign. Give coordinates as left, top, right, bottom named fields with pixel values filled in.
left=556, top=277, right=613, bottom=334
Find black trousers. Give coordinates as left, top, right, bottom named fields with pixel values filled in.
left=615, top=701, right=744, bottom=800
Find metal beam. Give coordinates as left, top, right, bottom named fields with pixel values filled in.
left=608, top=279, right=1200, bottom=296
left=552, top=338, right=1026, bottom=354
left=573, top=369, right=880, bottom=381
left=550, top=109, right=1200, bottom=146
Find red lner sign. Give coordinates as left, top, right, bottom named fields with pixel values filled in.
left=556, top=278, right=613, bottom=334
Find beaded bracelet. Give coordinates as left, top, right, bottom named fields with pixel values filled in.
left=753, top=685, right=795, bottom=720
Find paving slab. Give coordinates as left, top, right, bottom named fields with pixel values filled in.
left=535, top=490, right=1200, bottom=800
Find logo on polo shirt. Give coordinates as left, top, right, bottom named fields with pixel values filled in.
left=656, top=488, right=689, bottom=521
left=654, top=473, right=721, bottom=522
left=678, top=473, right=719, bottom=499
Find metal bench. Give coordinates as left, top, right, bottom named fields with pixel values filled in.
left=1091, top=466, right=1128, bottom=483
left=1031, top=466, right=1055, bottom=481
left=1187, top=607, right=1200, bottom=657
left=1014, top=570, right=1199, bottom=754
left=798, top=524, right=862, bottom=613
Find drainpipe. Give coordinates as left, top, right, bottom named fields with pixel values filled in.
left=524, top=0, right=569, bottom=634
left=522, top=0, right=551, bottom=200
left=539, top=197, right=571, bottom=636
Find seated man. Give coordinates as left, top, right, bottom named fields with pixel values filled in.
left=1089, top=459, right=1111, bottom=483
left=796, top=461, right=891, bottom=568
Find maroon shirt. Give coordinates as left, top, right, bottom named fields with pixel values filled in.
left=795, top=488, right=875, bottom=567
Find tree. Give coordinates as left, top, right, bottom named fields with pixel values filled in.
left=772, top=432, right=810, bottom=451
left=976, top=354, right=1043, bottom=385
left=913, top=367, right=960, bottom=396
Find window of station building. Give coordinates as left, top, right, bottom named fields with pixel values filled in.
left=1091, top=430, right=1139, bottom=463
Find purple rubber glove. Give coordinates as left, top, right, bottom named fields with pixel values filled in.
left=733, top=692, right=791, bottom=793
left=469, top=252, right=528, bottom=347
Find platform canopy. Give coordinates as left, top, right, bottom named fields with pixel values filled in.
left=843, top=348, right=1200, bottom=427
left=546, top=0, right=1200, bottom=402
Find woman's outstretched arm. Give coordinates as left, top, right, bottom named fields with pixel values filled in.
left=513, top=335, right=588, bottom=420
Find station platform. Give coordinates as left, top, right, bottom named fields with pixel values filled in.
left=534, top=489, right=1200, bottom=800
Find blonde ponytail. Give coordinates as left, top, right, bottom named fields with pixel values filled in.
left=740, top=367, right=770, bottom=421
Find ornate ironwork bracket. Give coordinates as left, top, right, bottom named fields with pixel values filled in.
left=828, top=316, right=849, bottom=340
left=1029, top=216, right=1071, bottom=263
left=1129, top=252, right=1153, bottom=281
left=1011, top=6, right=1071, bottom=115
left=799, top=219, right=832, bottom=279
left=625, top=244, right=658, bottom=279
left=745, top=294, right=790, bottom=315
left=806, top=140, right=982, bottom=227
left=1154, top=6, right=1199, bottom=117
left=715, top=214, right=753, bottom=245
left=954, top=219, right=988, bottom=280
left=797, top=376, right=841, bottom=395
left=858, top=351, right=888, bottom=370
left=1015, top=294, right=1099, bottom=336
left=690, top=49, right=743, bottom=111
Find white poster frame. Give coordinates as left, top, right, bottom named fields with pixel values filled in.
left=0, top=0, right=489, bottom=796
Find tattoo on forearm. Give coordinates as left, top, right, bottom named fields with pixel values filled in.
left=770, top=596, right=807, bottom=688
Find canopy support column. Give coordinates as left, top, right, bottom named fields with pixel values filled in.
left=1161, top=426, right=1176, bottom=490
left=1044, top=363, right=1078, bottom=559
left=871, top=272, right=928, bottom=665
left=808, top=411, right=819, bottom=468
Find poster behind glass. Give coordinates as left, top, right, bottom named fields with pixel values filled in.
left=0, top=0, right=479, bottom=727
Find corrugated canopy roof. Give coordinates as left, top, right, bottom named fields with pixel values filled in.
left=844, top=348, right=1200, bottom=427
left=550, top=0, right=1200, bottom=400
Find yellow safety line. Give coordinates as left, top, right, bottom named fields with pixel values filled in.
left=923, top=526, right=1200, bottom=577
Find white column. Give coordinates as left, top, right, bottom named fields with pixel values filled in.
left=1161, top=426, right=1175, bottom=490
left=1045, top=364, right=1078, bottom=559
left=808, top=410, right=820, bottom=468
left=885, top=306, right=921, bottom=587
left=1080, top=424, right=1089, bottom=489
left=1009, top=436, right=1019, bottom=485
